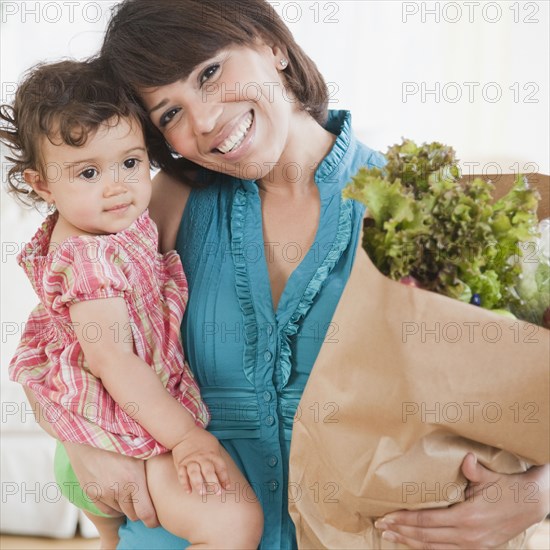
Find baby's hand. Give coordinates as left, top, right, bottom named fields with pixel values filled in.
left=172, top=427, right=230, bottom=496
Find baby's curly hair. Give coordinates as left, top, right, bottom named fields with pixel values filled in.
left=0, top=58, right=147, bottom=207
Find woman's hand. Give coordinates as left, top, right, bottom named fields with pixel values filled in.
left=374, top=454, right=549, bottom=549
left=63, top=441, right=159, bottom=527
left=172, top=427, right=231, bottom=496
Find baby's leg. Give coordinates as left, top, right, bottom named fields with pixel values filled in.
left=83, top=511, right=124, bottom=550
left=146, top=448, right=263, bottom=549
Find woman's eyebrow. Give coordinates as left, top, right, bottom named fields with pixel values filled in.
left=148, top=99, right=168, bottom=115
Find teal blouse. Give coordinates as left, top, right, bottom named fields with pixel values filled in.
left=117, top=110, right=385, bottom=549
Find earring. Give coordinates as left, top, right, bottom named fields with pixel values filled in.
left=280, top=58, right=288, bottom=69
left=167, top=142, right=182, bottom=159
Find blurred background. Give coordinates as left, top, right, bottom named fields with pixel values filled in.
left=1, top=1, right=549, bottom=547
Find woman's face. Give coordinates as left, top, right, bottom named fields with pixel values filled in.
left=140, top=42, right=295, bottom=180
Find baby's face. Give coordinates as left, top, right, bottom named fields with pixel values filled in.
left=39, top=116, right=152, bottom=236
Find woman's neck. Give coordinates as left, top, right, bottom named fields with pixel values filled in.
left=258, top=111, right=336, bottom=198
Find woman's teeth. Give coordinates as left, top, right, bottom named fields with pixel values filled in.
left=217, top=113, right=253, bottom=154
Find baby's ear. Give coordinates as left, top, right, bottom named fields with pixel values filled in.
left=24, top=169, right=54, bottom=204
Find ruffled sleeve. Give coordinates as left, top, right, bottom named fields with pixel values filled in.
left=47, top=237, right=131, bottom=313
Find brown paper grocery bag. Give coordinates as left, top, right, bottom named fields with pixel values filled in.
left=288, top=177, right=549, bottom=549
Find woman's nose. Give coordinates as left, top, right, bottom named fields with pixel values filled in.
left=187, top=93, right=223, bottom=136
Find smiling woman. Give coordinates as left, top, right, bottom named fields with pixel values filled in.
left=76, top=1, right=550, bottom=549
left=3, top=0, right=548, bottom=549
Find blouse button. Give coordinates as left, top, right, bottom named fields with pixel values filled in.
left=268, top=480, right=279, bottom=492
left=267, top=455, right=278, bottom=467
left=265, top=415, right=275, bottom=426
left=263, top=391, right=272, bottom=402
left=266, top=324, right=273, bottom=335
left=264, top=351, right=273, bottom=362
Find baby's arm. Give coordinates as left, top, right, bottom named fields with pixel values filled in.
left=69, top=297, right=229, bottom=495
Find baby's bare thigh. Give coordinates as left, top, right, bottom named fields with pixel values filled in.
left=146, top=448, right=263, bottom=544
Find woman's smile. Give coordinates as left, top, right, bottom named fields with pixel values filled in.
left=211, top=111, right=255, bottom=161
left=212, top=111, right=254, bottom=155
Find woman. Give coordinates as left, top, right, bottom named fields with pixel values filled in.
left=27, top=0, right=549, bottom=548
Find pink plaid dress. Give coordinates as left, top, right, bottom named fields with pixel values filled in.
left=9, top=209, right=209, bottom=459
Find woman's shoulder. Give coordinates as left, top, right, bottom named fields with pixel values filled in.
left=149, top=170, right=193, bottom=253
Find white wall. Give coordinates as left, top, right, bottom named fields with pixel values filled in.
left=1, top=0, right=548, bottom=527
left=286, top=1, right=549, bottom=173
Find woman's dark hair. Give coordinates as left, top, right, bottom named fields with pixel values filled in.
left=101, top=0, right=329, bottom=184
left=0, top=58, right=146, bottom=207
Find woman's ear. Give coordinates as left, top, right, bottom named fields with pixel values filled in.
left=24, top=169, right=54, bottom=204
left=256, top=38, right=288, bottom=70
left=272, top=45, right=289, bottom=70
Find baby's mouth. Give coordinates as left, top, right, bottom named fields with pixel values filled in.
left=105, top=203, right=131, bottom=212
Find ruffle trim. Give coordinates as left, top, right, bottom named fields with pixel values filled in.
left=231, top=187, right=354, bottom=389
left=278, top=197, right=354, bottom=389
left=230, top=187, right=257, bottom=385
left=314, top=110, right=352, bottom=185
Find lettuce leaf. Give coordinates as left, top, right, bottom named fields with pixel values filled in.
left=343, top=139, right=542, bottom=318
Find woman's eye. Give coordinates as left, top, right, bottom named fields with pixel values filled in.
left=199, top=64, right=220, bottom=85
left=160, top=108, right=181, bottom=127
left=80, top=168, right=98, bottom=180
left=123, top=158, right=140, bottom=169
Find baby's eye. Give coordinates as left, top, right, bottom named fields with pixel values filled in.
left=123, top=158, right=140, bottom=169
left=160, top=108, right=181, bottom=128
left=80, top=168, right=98, bottom=180
left=199, top=64, right=220, bottom=86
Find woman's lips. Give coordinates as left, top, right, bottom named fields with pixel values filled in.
left=215, top=112, right=254, bottom=154
left=213, top=111, right=255, bottom=162
left=210, top=111, right=253, bottom=153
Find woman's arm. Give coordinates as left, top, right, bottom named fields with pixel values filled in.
left=63, top=441, right=158, bottom=523
left=375, top=453, right=550, bottom=549
left=148, top=170, right=192, bottom=253
left=69, top=296, right=229, bottom=494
